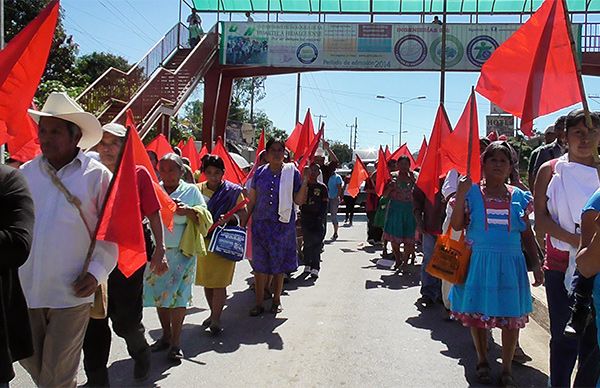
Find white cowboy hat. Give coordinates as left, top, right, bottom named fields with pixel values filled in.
left=28, top=92, right=102, bottom=149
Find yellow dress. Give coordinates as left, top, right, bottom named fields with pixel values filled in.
left=195, top=182, right=244, bottom=288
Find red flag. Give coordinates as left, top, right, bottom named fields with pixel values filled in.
left=198, top=144, right=208, bottom=161
left=375, top=146, right=391, bottom=197
left=146, top=134, right=172, bottom=159
left=475, top=0, right=581, bottom=136
left=384, top=145, right=392, bottom=162
left=286, top=109, right=315, bottom=159
left=347, top=156, right=369, bottom=198
left=176, top=139, right=185, bottom=150
left=213, top=138, right=247, bottom=185
left=415, top=136, right=428, bottom=168
left=181, top=138, right=200, bottom=172
left=389, top=144, right=416, bottom=169
left=441, top=90, right=481, bottom=183
left=0, top=0, right=59, bottom=161
left=126, top=111, right=176, bottom=230
left=416, top=105, right=452, bottom=204
left=298, top=126, right=324, bottom=173
left=96, top=127, right=146, bottom=278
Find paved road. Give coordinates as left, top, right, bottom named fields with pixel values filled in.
left=13, top=215, right=550, bottom=387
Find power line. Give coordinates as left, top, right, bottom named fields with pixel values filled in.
left=123, top=0, right=163, bottom=35
left=97, top=0, right=155, bottom=45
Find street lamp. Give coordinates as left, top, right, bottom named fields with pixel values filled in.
left=376, top=95, right=426, bottom=146
left=378, top=130, right=396, bottom=149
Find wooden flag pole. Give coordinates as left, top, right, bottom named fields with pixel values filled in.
left=466, top=86, right=475, bottom=177
left=561, top=0, right=594, bottom=131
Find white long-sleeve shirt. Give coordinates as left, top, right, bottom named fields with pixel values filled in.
left=19, top=152, right=118, bottom=309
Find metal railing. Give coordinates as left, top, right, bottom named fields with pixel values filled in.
left=76, top=23, right=190, bottom=118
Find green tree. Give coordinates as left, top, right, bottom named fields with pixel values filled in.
left=74, top=52, right=131, bottom=85
left=6, top=0, right=79, bottom=90
left=328, top=140, right=353, bottom=164
left=229, top=77, right=266, bottom=123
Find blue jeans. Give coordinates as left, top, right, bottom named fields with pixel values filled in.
left=545, top=270, right=600, bottom=387
left=420, top=233, right=441, bottom=300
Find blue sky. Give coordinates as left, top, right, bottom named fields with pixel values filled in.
left=61, top=0, right=600, bottom=153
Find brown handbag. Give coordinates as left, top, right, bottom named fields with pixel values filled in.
left=43, top=161, right=108, bottom=319
left=426, top=227, right=472, bottom=284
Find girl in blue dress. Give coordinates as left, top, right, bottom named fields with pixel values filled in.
left=450, top=141, right=544, bottom=386
left=576, top=187, right=600, bottom=388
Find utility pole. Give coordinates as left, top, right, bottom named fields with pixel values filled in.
left=295, top=73, right=301, bottom=124
left=353, top=116, right=358, bottom=150
left=315, top=114, right=327, bottom=136
left=346, top=123, right=355, bottom=151
left=346, top=117, right=358, bottom=151
left=249, top=77, right=255, bottom=124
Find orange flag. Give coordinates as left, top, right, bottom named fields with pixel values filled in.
left=347, top=156, right=369, bottom=198
left=389, top=144, right=416, bottom=169
left=213, top=137, right=247, bottom=185
left=441, top=90, right=481, bottom=183
left=475, top=0, right=581, bottom=136
left=415, top=136, right=428, bottom=168
left=96, top=127, right=146, bottom=278
left=126, top=110, right=176, bottom=230
left=375, top=146, right=391, bottom=196
left=146, top=133, right=172, bottom=159
left=181, top=138, right=200, bottom=172
left=416, top=105, right=452, bottom=204
left=298, top=125, right=324, bottom=174
left=0, top=0, right=59, bottom=162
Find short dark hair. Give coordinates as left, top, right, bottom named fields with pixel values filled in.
left=481, top=141, right=514, bottom=166
left=554, top=115, right=567, bottom=133
left=266, top=138, right=286, bottom=151
left=397, top=155, right=411, bottom=164
left=565, top=109, right=600, bottom=131
left=201, top=154, right=225, bottom=172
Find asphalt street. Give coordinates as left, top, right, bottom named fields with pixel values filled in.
left=12, top=215, right=550, bottom=387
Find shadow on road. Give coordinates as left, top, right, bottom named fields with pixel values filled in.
left=364, top=264, right=421, bottom=290
left=406, top=307, right=549, bottom=387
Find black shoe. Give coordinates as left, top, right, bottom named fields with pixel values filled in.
left=415, top=295, right=435, bottom=308
left=564, top=303, right=592, bottom=338
left=150, top=337, right=170, bottom=352
left=209, top=322, right=222, bottom=335
left=133, top=349, right=151, bottom=381
left=249, top=305, right=264, bottom=316
left=167, top=346, right=184, bottom=361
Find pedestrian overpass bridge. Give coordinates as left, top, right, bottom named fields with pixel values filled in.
left=75, top=3, right=600, bottom=149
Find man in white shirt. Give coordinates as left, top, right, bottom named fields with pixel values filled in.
left=18, top=93, right=118, bottom=388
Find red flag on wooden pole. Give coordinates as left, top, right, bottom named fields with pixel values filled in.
left=95, top=127, right=146, bottom=278
left=126, top=110, right=176, bottom=230
left=415, top=136, right=428, bottom=168
left=0, top=0, right=59, bottom=162
left=441, top=89, right=481, bottom=183
left=389, top=144, right=416, bottom=169
left=375, top=146, right=391, bottom=197
left=347, top=155, right=370, bottom=198
left=416, top=105, right=452, bottom=204
left=146, top=134, right=172, bottom=159
left=213, top=137, right=247, bottom=185
left=181, top=138, right=200, bottom=172
left=475, top=0, right=581, bottom=136
left=298, top=124, right=324, bottom=174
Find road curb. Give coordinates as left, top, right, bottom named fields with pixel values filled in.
left=530, top=278, right=550, bottom=333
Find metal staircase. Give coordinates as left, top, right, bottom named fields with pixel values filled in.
left=76, top=23, right=219, bottom=138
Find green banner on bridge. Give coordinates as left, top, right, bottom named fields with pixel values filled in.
left=220, top=22, right=581, bottom=71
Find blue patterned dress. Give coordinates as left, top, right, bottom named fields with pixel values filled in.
left=250, top=164, right=302, bottom=274
left=144, top=180, right=205, bottom=308
left=450, top=184, right=534, bottom=329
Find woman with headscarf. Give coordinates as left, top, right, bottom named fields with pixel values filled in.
left=450, top=142, right=543, bottom=387
left=144, top=153, right=211, bottom=361
left=196, top=155, right=247, bottom=334
left=246, top=139, right=309, bottom=316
